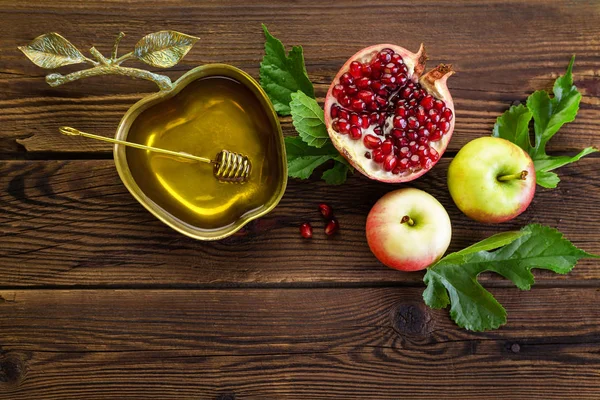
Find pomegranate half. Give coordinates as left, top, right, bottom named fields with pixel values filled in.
left=324, top=44, right=455, bottom=183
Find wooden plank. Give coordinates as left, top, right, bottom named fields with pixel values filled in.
left=0, top=288, right=599, bottom=399
left=0, top=158, right=598, bottom=287
left=2, top=1, right=599, bottom=153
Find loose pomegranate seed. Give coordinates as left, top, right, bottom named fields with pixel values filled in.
left=300, top=223, right=313, bottom=238
left=349, top=125, right=362, bottom=140
left=363, top=134, right=382, bottom=149
left=380, top=140, right=393, bottom=155
left=383, top=154, right=398, bottom=171
left=349, top=61, right=363, bottom=78
left=318, top=203, right=333, bottom=219
left=373, top=148, right=385, bottom=163
left=325, top=219, right=339, bottom=236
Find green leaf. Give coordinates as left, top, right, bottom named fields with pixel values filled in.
left=133, top=31, right=198, bottom=68
left=527, top=56, right=581, bottom=159
left=423, top=224, right=597, bottom=331
left=322, top=161, right=351, bottom=185
left=290, top=91, right=329, bottom=148
left=533, top=147, right=598, bottom=172
left=492, top=104, right=533, bottom=153
left=535, top=170, right=560, bottom=188
left=285, top=137, right=336, bottom=179
left=19, top=33, right=86, bottom=69
left=259, top=24, right=315, bottom=115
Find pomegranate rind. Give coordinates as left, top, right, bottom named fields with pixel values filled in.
left=324, top=44, right=455, bottom=183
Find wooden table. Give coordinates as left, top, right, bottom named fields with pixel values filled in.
left=1, top=1, right=599, bottom=398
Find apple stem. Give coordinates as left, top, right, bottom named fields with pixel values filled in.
left=497, top=170, right=528, bottom=182
left=401, top=215, right=415, bottom=226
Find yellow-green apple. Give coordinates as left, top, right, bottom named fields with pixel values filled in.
left=447, top=137, right=535, bottom=223
left=366, top=188, right=452, bottom=271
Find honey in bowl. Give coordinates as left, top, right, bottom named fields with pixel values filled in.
left=126, top=74, right=282, bottom=231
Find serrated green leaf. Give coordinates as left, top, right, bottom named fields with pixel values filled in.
left=423, top=224, right=596, bottom=331
left=533, top=147, right=598, bottom=172
left=528, top=56, right=581, bottom=159
left=259, top=24, right=315, bottom=116
left=290, top=91, right=329, bottom=148
left=535, top=170, right=560, bottom=188
left=322, top=161, right=351, bottom=185
left=133, top=31, right=198, bottom=68
left=492, top=104, right=533, bottom=153
left=19, top=33, right=86, bottom=69
left=285, top=136, right=336, bottom=179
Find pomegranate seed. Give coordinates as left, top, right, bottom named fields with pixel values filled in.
left=325, top=219, right=340, bottom=236
left=378, top=112, right=387, bottom=125
left=384, top=63, right=398, bottom=75
left=430, top=129, right=442, bottom=141
left=332, top=119, right=339, bottom=132
left=383, top=154, right=398, bottom=171
left=395, top=74, right=408, bottom=86
left=330, top=105, right=339, bottom=119
left=408, top=98, right=418, bottom=108
left=401, top=87, right=412, bottom=99
left=364, top=151, right=372, bottom=159
left=349, top=61, right=363, bottom=78
left=373, top=148, right=385, bottom=163
left=373, top=126, right=382, bottom=136
left=378, top=51, right=391, bottom=63
left=338, top=119, right=350, bottom=134
left=360, top=115, right=370, bottom=129
left=332, top=84, right=345, bottom=98
left=428, top=108, right=440, bottom=123
left=363, top=134, right=382, bottom=149
left=442, top=108, right=453, bottom=121
left=393, top=116, right=407, bottom=129
left=418, top=136, right=428, bottom=145
left=356, top=77, right=371, bottom=89
left=430, top=148, right=439, bottom=161
left=407, top=117, right=419, bottom=129
left=381, top=140, right=393, bottom=155
left=418, top=126, right=430, bottom=138
left=438, top=119, right=451, bottom=133
left=351, top=98, right=366, bottom=112
left=371, top=60, right=383, bottom=72
left=391, top=53, right=403, bottom=64
left=318, top=203, right=333, bottom=219
left=345, top=85, right=358, bottom=95
left=434, top=99, right=445, bottom=111
left=422, top=158, right=433, bottom=169
left=396, top=107, right=407, bottom=118
left=398, top=138, right=409, bottom=147
left=392, top=167, right=401, bottom=174
left=407, top=130, right=419, bottom=141
left=340, top=73, right=354, bottom=86
left=409, top=140, right=418, bottom=152
left=349, top=125, right=362, bottom=140
left=420, top=95, right=434, bottom=110
left=391, top=128, right=403, bottom=139
left=361, top=64, right=372, bottom=77
left=300, top=223, right=313, bottom=238
left=425, top=121, right=436, bottom=133
left=410, top=154, right=420, bottom=166
left=357, top=90, right=375, bottom=103
left=349, top=113, right=359, bottom=125
left=416, top=106, right=427, bottom=123
left=381, top=74, right=396, bottom=86
left=417, top=145, right=429, bottom=158
left=399, top=157, right=410, bottom=169
left=339, top=95, right=351, bottom=107
left=369, top=112, right=379, bottom=124
left=399, top=146, right=410, bottom=157
left=339, top=110, right=349, bottom=120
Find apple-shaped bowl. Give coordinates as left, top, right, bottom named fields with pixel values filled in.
left=114, top=64, right=287, bottom=240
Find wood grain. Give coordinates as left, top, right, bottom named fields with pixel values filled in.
left=0, top=157, right=598, bottom=287
left=1, top=0, right=599, bottom=153
left=1, top=288, right=599, bottom=399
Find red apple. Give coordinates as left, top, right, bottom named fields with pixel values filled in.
left=366, top=188, right=452, bottom=271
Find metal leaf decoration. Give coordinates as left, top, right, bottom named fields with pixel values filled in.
left=18, top=33, right=86, bottom=69
left=133, top=31, right=199, bottom=68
